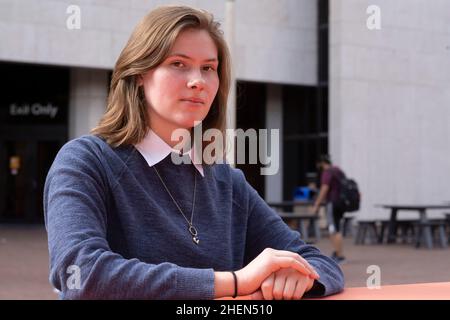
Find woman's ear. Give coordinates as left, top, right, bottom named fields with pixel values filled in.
left=136, top=74, right=144, bottom=86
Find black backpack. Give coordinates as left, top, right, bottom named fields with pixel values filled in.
left=332, top=168, right=361, bottom=212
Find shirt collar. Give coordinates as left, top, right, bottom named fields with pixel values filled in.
left=134, top=129, right=204, bottom=177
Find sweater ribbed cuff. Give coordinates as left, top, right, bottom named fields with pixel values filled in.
left=175, top=266, right=215, bottom=300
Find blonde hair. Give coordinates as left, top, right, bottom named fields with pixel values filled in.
left=91, top=5, right=231, bottom=148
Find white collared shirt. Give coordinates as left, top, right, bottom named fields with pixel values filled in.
left=134, top=129, right=204, bottom=177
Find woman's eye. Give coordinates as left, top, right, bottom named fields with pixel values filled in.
left=172, top=61, right=185, bottom=68
left=203, top=66, right=216, bottom=72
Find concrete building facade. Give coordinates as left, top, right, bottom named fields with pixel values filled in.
left=330, top=0, right=450, bottom=219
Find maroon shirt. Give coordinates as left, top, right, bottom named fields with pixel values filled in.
left=320, top=166, right=345, bottom=204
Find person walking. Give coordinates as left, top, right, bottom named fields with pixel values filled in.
left=311, top=155, right=346, bottom=264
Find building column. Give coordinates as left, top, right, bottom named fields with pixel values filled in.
left=264, top=84, right=283, bottom=202
left=225, top=0, right=236, bottom=165
left=69, top=68, right=108, bottom=140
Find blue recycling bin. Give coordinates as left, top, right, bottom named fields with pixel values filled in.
left=293, top=186, right=311, bottom=201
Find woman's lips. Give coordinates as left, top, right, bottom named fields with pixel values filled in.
left=181, top=98, right=205, bottom=104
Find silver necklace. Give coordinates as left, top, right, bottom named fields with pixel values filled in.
left=152, top=165, right=199, bottom=245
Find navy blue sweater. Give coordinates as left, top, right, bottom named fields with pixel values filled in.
left=44, top=135, right=344, bottom=299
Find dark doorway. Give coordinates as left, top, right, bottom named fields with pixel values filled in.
left=0, top=62, right=69, bottom=223
left=282, top=85, right=328, bottom=201
left=235, top=81, right=266, bottom=197
left=0, top=138, right=63, bottom=223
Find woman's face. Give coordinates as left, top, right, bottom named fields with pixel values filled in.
left=140, top=28, right=220, bottom=143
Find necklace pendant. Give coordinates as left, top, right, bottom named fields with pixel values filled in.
left=192, top=235, right=200, bottom=245
left=189, top=225, right=199, bottom=245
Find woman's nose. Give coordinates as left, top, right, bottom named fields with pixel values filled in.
left=187, top=72, right=206, bottom=90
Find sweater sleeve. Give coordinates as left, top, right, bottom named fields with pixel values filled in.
left=43, top=137, right=215, bottom=299
left=234, top=169, right=345, bottom=297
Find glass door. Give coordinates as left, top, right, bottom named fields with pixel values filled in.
left=0, top=139, right=61, bottom=223
left=1, top=141, right=32, bottom=221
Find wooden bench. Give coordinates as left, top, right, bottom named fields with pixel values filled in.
left=378, top=219, right=418, bottom=244
left=354, top=220, right=379, bottom=245
left=413, top=220, right=448, bottom=249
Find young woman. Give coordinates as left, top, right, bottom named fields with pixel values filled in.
left=44, top=5, right=344, bottom=300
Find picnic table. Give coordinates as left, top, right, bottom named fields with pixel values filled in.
left=276, top=212, right=321, bottom=242
left=377, top=204, right=450, bottom=246
left=267, top=201, right=324, bottom=242
left=267, top=201, right=314, bottom=209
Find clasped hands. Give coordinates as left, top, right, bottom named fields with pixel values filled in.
left=235, top=248, right=319, bottom=300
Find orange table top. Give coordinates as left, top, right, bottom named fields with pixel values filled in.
left=222, top=282, right=450, bottom=300
left=317, top=282, right=450, bottom=300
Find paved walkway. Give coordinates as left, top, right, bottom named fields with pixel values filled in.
left=314, top=236, right=450, bottom=288
left=0, top=225, right=449, bottom=299
left=0, top=225, right=56, bottom=299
